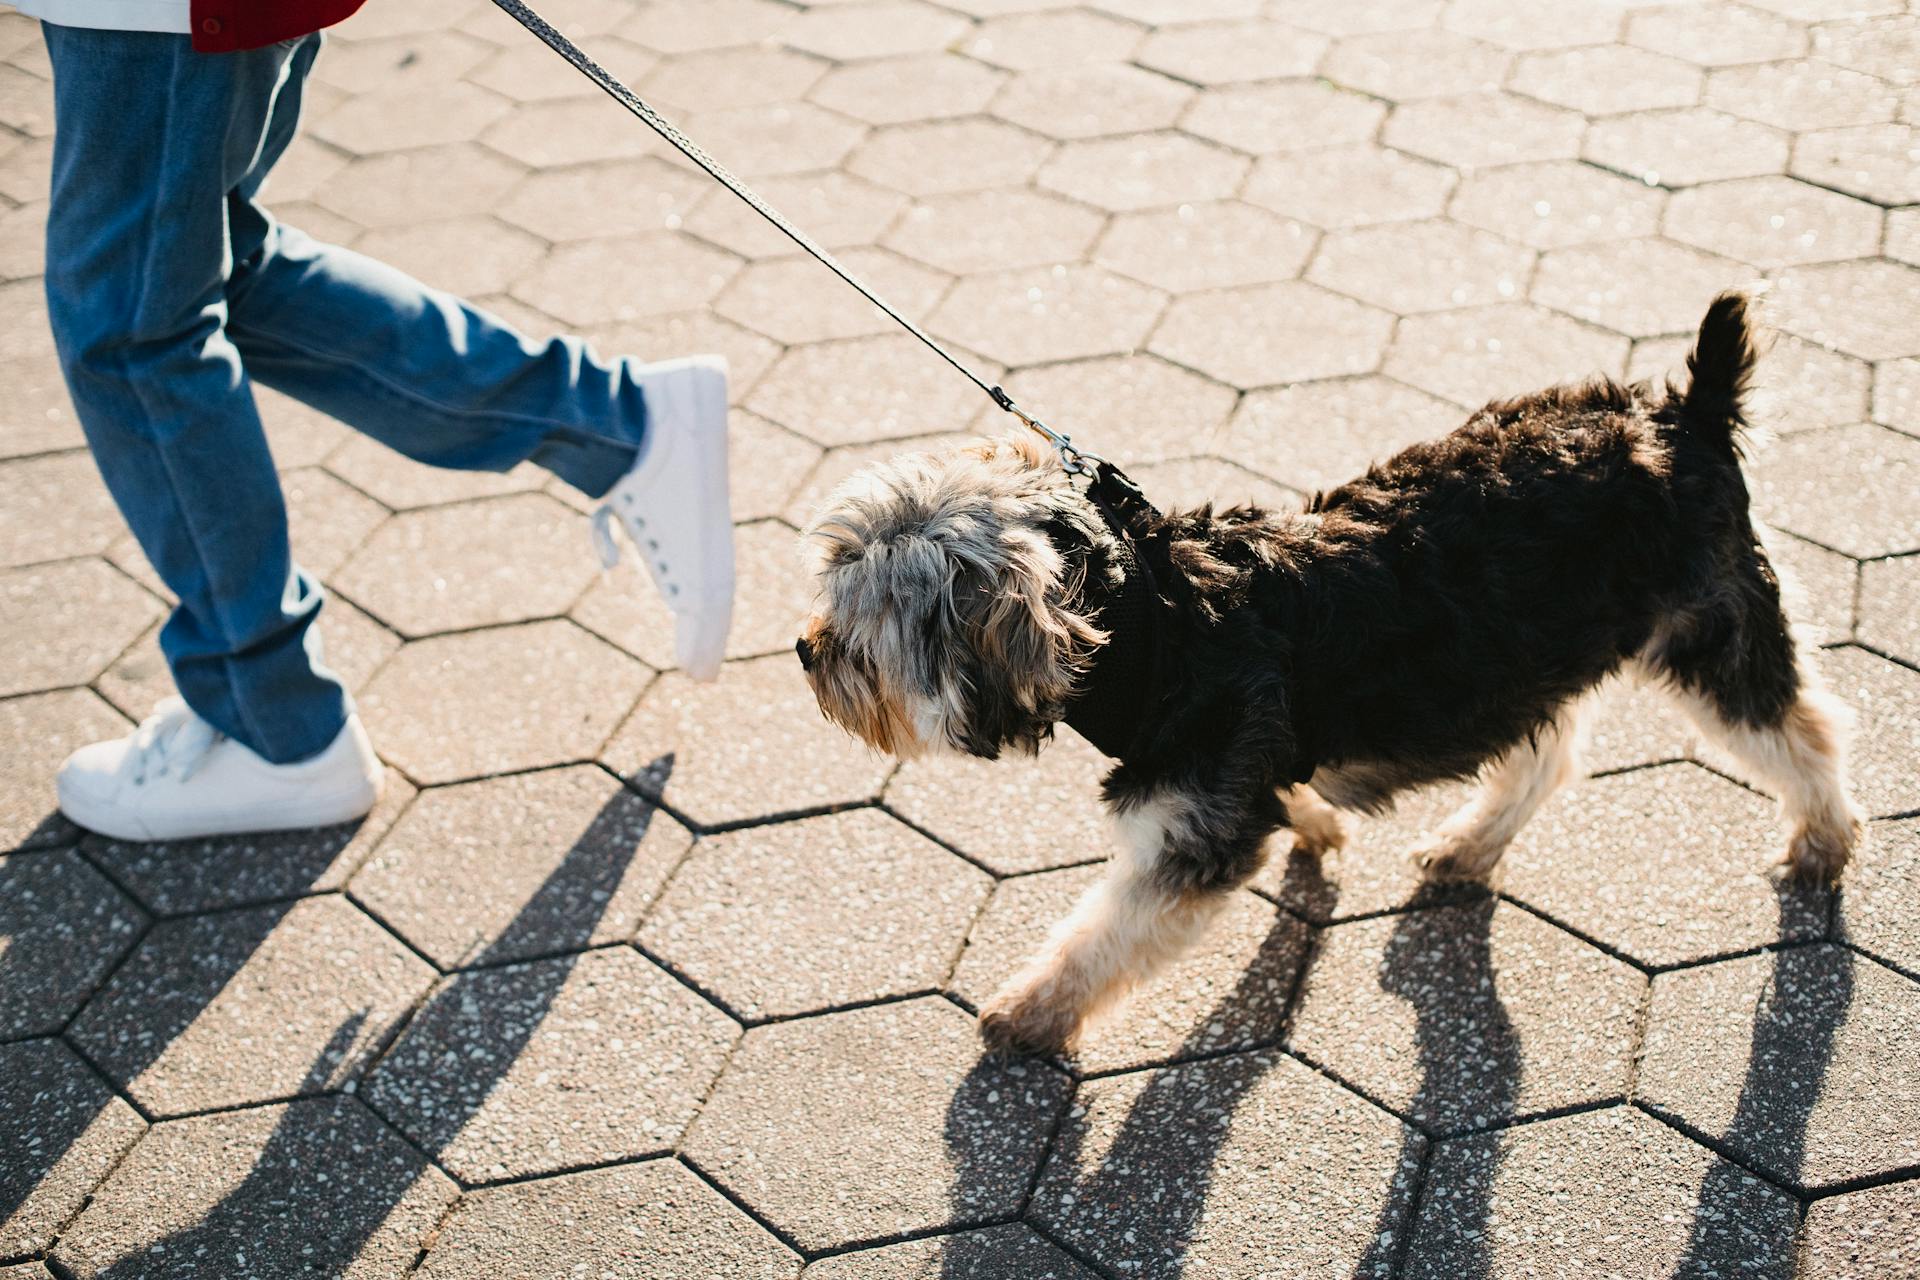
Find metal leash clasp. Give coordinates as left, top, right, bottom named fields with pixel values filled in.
left=991, top=386, right=1106, bottom=477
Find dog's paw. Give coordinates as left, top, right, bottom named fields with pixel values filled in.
left=1410, top=832, right=1504, bottom=884
left=1780, top=814, right=1863, bottom=886
left=978, top=982, right=1082, bottom=1058
left=1289, top=809, right=1351, bottom=859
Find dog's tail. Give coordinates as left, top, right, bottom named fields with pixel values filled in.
left=1670, top=290, right=1761, bottom=457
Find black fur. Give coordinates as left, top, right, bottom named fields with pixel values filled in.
left=1041, top=292, right=1795, bottom=898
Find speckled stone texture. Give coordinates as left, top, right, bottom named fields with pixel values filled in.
left=1033, top=1050, right=1423, bottom=1279
left=684, top=998, right=1069, bottom=1252
left=350, top=765, right=689, bottom=968
left=68, top=895, right=435, bottom=1115
left=641, top=808, right=990, bottom=1020
left=4, top=0, right=1919, bottom=1269
left=53, top=1096, right=457, bottom=1279
left=951, top=870, right=1311, bottom=1073
left=1640, top=944, right=1920, bottom=1191
left=366, top=947, right=736, bottom=1183
left=416, top=1160, right=801, bottom=1279
left=1405, top=1107, right=1799, bottom=1278
left=0, top=1039, right=144, bottom=1258
left=1289, top=900, right=1644, bottom=1134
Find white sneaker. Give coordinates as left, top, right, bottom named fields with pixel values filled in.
left=590, top=355, right=735, bottom=681
left=56, top=698, right=383, bottom=842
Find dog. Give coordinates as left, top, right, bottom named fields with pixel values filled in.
left=795, top=292, right=1862, bottom=1057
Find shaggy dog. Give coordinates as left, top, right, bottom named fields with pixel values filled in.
left=796, top=292, right=1862, bottom=1056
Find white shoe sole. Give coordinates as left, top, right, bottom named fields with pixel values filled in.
left=56, top=770, right=383, bottom=843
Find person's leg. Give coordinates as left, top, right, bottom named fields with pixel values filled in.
left=41, top=25, right=349, bottom=764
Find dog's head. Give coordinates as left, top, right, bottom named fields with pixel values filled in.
left=797, top=434, right=1106, bottom=760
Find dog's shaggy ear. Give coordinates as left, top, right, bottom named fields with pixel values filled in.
left=950, top=525, right=1104, bottom=759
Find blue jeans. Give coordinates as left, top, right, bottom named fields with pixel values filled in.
left=41, top=26, right=649, bottom=763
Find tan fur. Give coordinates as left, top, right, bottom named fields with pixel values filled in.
left=1282, top=784, right=1350, bottom=858
left=1414, top=699, right=1588, bottom=883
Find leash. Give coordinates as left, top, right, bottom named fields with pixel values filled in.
left=488, top=0, right=1108, bottom=477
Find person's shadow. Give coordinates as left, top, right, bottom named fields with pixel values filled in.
left=49, top=770, right=669, bottom=1275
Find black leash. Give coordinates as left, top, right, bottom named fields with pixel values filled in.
left=488, top=0, right=1108, bottom=476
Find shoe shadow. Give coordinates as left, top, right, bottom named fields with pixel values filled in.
left=36, top=767, right=672, bottom=1274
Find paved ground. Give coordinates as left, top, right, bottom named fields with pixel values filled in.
left=2, top=0, right=1919, bottom=1275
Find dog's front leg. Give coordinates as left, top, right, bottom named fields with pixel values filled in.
left=978, top=785, right=1275, bottom=1056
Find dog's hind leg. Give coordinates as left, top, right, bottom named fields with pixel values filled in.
left=1412, top=699, right=1588, bottom=884
left=1281, top=783, right=1350, bottom=857
left=978, top=787, right=1273, bottom=1056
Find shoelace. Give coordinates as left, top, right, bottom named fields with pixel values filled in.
left=129, top=701, right=221, bottom=787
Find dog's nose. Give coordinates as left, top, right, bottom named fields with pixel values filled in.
left=796, top=636, right=815, bottom=671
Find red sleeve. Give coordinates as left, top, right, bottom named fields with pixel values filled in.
left=190, top=0, right=371, bottom=52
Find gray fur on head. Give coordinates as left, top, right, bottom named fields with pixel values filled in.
left=800, top=434, right=1106, bottom=759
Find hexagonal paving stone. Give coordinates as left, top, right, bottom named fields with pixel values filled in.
left=1626, top=4, right=1808, bottom=68
left=1584, top=107, right=1792, bottom=187
left=0, top=689, right=129, bottom=853
left=806, top=1224, right=1097, bottom=1280
left=279, top=466, right=389, bottom=578
left=931, top=264, right=1165, bottom=367
left=322, top=435, right=547, bottom=510
left=1244, top=144, right=1454, bottom=230
left=885, top=188, right=1104, bottom=277
left=1860, top=557, right=1920, bottom=668
left=1641, top=944, right=1920, bottom=1190
left=1500, top=763, right=1828, bottom=968
left=1534, top=237, right=1751, bottom=340
left=748, top=334, right=995, bottom=448
left=1093, top=201, right=1313, bottom=295
left=1663, top=175, right=1883, bottom=270
left=683, top=172, right=907, bottom=262
left=1837, top=817, right=1920, bottom=979
left=1181, top=80, right=1385, bottom=156
left=0, top=559, right=160, bottom=698
left=1309, top=219, right=1534, bottom=315
left=642, top=808, right=990, bottom=1020
left=1129, top=453, right=1301, bottom=512
left=366, top=947, right=736, bottom=1183
left=1269, top=0, right=1441, bottom=37
left=511, top=233, right=740, bottom=328
left=1215, top=375, right=1464, bottom=493
left=1097, top=0, right=1263, bottom=22
left=351, top=215, right=547, bottom=299
left=682, top=997, right=1070, bottom=1252
left=334, top=492, right=594, bottom=638
left=1032, top=1050, right=1422, bottom=1279
left=1383, top=91, right=1587, bottom=169
left=1151, top=281, right=1394, bottom=390
left=1705, top=59, right=1896, bottom=132
left=495, top=156, right=710, bottom=243
left=809, top=53, right=1006, bottom=127
left=0, top=1039, right=145, bottom=1258
left=68, top=895, right=434, bottom=1115
left=621, top=0, right=795, bottom=54
left=713, top=248, right=949, bottom=346
left=1440, top=0, right=1626, bottom=51
left=573, top=519, right=813, bottom=670
left=481, top=95, right=661, bottom=169
left=0, top=452, right=124, bottom=569
left=1133, top=18, right=1325, bottom=84
left=0, top=849, right=145, bottom=1039
left=603, top=652, right=893, bottom=827
left=352, top=765, right=688, bottom=969
left=978, top=353, right=1237, bottom=466
left=1582, top=676, right=1700, bottom=775
left=1038, top=132, right=1248, bottom=212
left=1793, top=122, right=1920, bottom=206
left=1323, top=28, right=1510, bottom=100
left=952, top=871, right=1311, bottom=1072
left=709, top=416, right=824, bottom=526
left=638, top=45, right=827, bottom=114
left=1770, top=260, right=1920, bottom=362
left=1449, top=160, right=1667, bottom=250
left=1876, top=354, right=1920, bottom=427
left=1623, top=330, right=1870, bottom=437
left=359, top=619, right=650, bottom=785
left=1290, top=901, right=1643, bottom=1134
left=1511, top=45, right=1705, bottom=116
left=1813, top=11, right=1920, bottom=83
left=312, top=81, right=513, bottom=155
left=585, top=310, right=783, bottom=396
left=81, top=771, right=411, bottom=916
left=314, top=143, right=526, bottom=228
left=1753, top=422, right=1920, bottom=559
left=1817, top=645, right=1920, bottom=821
left=0, top=61, right=52, bottom=138
left=881, top=726, right=1107, bottom=874
left=53, top=1096, right=457, bottom=1280
left=417, top=1159, right=801, bottom=1279
left=0, top=353, right=82, bottom=460
left=848, top=118, right=1056, bottom=198
left=680, top=102, right=869, bottom=180
left=1404, top=1106, right=1799, bottom=1278
left=963, top=9, right=1145, bottom=71
left=466, top=35, right=656, bottom=103
left=1802, top=1178, right=1920, bottom=1279
left=992, top=64, right=1193, bottom=141
left=1761, top=529, right=1859, bottom=642
left=782, top=0, right=968, bottom=61
left=1249, top=781, right=1483, bottom=923
left=1383, top=303, right=1628, bottom=407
